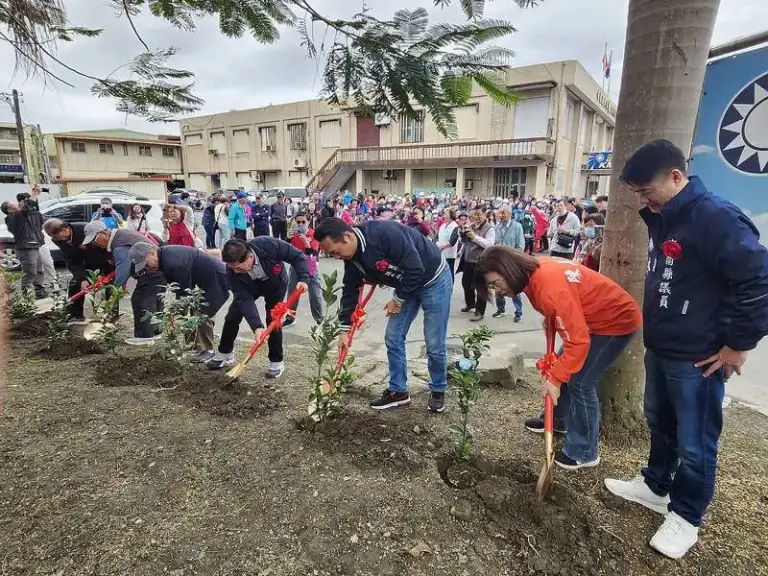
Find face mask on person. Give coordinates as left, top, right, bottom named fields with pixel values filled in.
left=556, top=208, right=567, bottom=216
left=584, top=226, right=596, bottom=239
left=296, top=224, right=308, bottom=234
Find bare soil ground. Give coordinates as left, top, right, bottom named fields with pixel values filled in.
left=1, top=335, right=767, bottom=576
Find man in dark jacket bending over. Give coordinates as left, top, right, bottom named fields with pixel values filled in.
left=128, top=243, right=230, bottom=362
left=315, top=218, right=452, bottom=413
left=208, top=237, right=310, bottom=379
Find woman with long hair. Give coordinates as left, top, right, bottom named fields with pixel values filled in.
left=126, top=204, right=150, bottom=233
left=474, top=246, right=641, bottom=470
left=407, top=207, right=432, bottom=237
left=436, top=208, right=460, bottom=281
left=163, top=206, right=196, bottom=247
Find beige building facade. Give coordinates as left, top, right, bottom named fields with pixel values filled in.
left=0, top=122, right=24, bottom=183
left=50, top=129, right=184, bottom=199
left=179, top=60, right=616, bottom=199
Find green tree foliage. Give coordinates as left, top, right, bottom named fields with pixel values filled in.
left=0, top=0, right=542, bottom=132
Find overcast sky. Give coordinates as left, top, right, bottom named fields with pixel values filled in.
left=0, top=0, right=765, bottom=134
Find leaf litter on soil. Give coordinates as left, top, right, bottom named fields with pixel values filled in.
left=1, top=341, right=767, bottom=576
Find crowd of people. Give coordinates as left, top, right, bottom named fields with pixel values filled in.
left=3, top=139, right=768, bottom=561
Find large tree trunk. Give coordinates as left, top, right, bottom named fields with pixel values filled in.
left=598, top=0, right=720, bottom=437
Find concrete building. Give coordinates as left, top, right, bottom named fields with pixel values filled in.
left=179, top=60, right=616, bottom=199
left=50, top=129, right=184, bottom=199
left=0, top=122, right=24, bottom=183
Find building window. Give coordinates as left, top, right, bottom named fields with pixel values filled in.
left=138, top=145, right=152, bottom=157
left=210, top=131, right=226, bottom=153
left=563, top=100, right=575, bottom=138
left=232, top=129, right=250, bottom=154
left=319, top=120, right=341, bottom=149
left=0, top=153, right=16, bottom=163
left=492, top=167, right=527, bottom=198
left=0, top=129, right=17, bottom=140
left=99, top=143, right=114, bottom=154
left=260, top=126, right=276, bottom=151
left=399, top=113, right=424, bottom=143
left=185, top=134, right=202, bottom=145
left=162, top=147, right=175, bottom=157
left=70, top=141, right=86, bottom=153
left=288, top=123, right=307, bottom=150
left=123, top=143, right=129, bottom=156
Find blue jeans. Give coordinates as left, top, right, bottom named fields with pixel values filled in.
left=553, top=332, right=636, bottom=462
left=385, top=266, right=452, bottom=393
left=288, top=267, right=323, bottom=324
left=496, top=295, right=523, bottom=318
left=641, top=350, right=725, bottom=526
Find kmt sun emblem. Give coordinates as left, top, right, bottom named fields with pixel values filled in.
left=718, top=72, right=768, bottom=175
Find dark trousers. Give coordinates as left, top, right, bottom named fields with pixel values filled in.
left=272, top=220, right=288, bottom=241
left=233, top=228, right=247, bottom=240
left=204, top=225, right=216, bottom=249
left=461, top=261, right=486, bottom=315
left=446, top=258, right=456, bottom=283
left=524, top=237, right=535, bottom=255
left=641, top=349, right=725, bottom=526
left=253, top=221, right=270, bottom=237
left=131, top=270, right=166, bottom=338
left=218, top=279, right=287, bottom=363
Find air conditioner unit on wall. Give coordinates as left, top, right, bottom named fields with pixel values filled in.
left=252, top=171, right=263, bottom=183
left=265, top=145, right=274, bottom=152
left=374, top=112, right=391, bottom=126
left=382, top=169, right=395, bottom=179
left=294, top=158, right=308, bottom=170
left=208, top=149, right=219, bottom=156
left=295, top=142, right=307, bottom=150
left=464, top=179, right=474, bottom=190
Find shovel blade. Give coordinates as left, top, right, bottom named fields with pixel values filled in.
left=34, top=297, right=55, bottom=315
left=225, top=363, right=244, bottom=380
left=535, top=456, right=555, bottom=500
left=82, top=322, right=106, bottom=341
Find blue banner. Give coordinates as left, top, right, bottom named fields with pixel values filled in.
left=690, top=45, right=768, bottom=245
left=586, top=151, right=612, bottom=170
left=0, top=164, right=23, bottom=174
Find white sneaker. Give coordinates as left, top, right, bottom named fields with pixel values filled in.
left=266, top=361, right=284, bottom=379
left=125, top=336, right=160, bottom=346
left=207, top=352, right=236, bottom=371
left=649, top=512, right=699, bottom=559
left=604, top=476, right=670, bottom=515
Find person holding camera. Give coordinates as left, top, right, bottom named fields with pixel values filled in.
left=548, top=199, right=581, bottom=259
left=460, top=207, right=496, bottom=322
left=0, top=186, right=48, bottom=298
left=91, top=198, right=124, bottom=229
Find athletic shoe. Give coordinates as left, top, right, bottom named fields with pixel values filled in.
left=370, top=389, right=411, bottom=410
left=207, top=352, right=236, bottom=370
left=524, top=415, right=568, bottom=435
left=649, top=512, right=699, bottom=559
left=514, top=314, right=522, bottom=323
left=189, top=349, right=215, bottom=363
left=68, top=317, right=88, bottom=326
left=603, top=475, right=671, bottom=515
left=554, top=450, right=600, bottom=470
left=460, top=307, right=474, bottom=313
left=125, top=336, right=160, bottom=346
left=470, top=313, right=484, bottom=322
left=427, top=391, right=446, bottom=413
left=492, top=310, right=506, bottom=319
left=266, top=361, right=285, bottom=378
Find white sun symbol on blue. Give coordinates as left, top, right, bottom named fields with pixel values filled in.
left=718, top=72, right=768, bottom=175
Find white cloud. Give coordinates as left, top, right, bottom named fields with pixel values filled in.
left=691, top=144, right=715, bottom=156
left=1, top=0, right=767, bottom=134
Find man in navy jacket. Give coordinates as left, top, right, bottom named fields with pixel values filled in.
left=251, top=193, right=271, bottom=237
left=315, top=218, right=452, bottom=413
left=128, top=243, right=230, bottom=362
left=605, top=140, right=768, bottom=560
left=209, top=237, right=310, bottom=378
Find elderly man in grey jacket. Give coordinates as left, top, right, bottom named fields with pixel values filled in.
left=493, top=204, right=526, bottom=322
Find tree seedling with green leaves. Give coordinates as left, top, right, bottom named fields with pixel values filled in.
left=2, top=270, right=36, bottom=322
left=307, top=270, right=357, bottom=423
left=450, top=325, right=493, bottom=462
left=146, top=283, right=208, bottom=364
left=84, top=270, right=125, bottom=352
left=45, top=286, right=71, bottom=344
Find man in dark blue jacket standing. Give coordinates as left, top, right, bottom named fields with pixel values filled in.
left=315, top=218, right=452, bottom=413
left=251, top=193, right=271, bottom=237
left=605, top=140, right=768, bottom=560
left=128, top=243, right=230, bottom=362
left=209, top=237, right=310, bottom=378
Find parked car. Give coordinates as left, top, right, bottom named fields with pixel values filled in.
left=0, top=193, right=165, bottom=271
left=264, top=187, right=308, bottom=205
left=169, top=188, right=204, bottom=210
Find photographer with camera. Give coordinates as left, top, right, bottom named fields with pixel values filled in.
left=0, top=186, right=48, bottom=298
left=90, top=197, right=124, bottom=230
left=460, top=207, right=496, bottom=322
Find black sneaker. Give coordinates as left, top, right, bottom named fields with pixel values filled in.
left=370, top=390, right=411, bottom=410
left=283, top=317, right=295, bottom=328
left=492, top=310, right=506, bottom=318
left=554, top=450, right=600, bottom=470
left=460, top=307, right=474, bottom=313
left=470, top=313, right=484, bottom=322
left=427, top=391, right=445, bottom=413
left=524, top=416, right=568, bottom=435
left=514, top=314, right=522, bottom=323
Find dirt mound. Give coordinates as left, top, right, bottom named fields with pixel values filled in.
left=296, top=407, right=447, bottom=470
left=10, top=317, right=49, bottom=339
left=33, top=337, right=104, bottom=359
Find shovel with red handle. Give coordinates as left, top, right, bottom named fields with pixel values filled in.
left=535, top=317, right=558, bottom=500
left=68, top=271, right=116, bottom=303
left=334, top=283, right=376, bottom=373
left=226, top=285, right=306, bottom=380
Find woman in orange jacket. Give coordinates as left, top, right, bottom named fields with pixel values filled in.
left=475, top=246, right=642, bottom=470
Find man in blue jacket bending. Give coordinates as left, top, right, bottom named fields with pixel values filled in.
left=605, top=139, right=768, bottom=560
left=315, top=217, right=452, bottom=413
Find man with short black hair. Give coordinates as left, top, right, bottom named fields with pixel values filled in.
left=270, top=193, right=289, bottom=240
left=1, top=186, right=47, bottom=298
left=315, top=217, right=452, bottom=413
left=595, top=195, right=608, bottom=217
left=91, top=197, right=123, bottom=229
left=605, top=139, right=768, bottom=559
left=251, top=193, right=271, bottom=237
left=209, top=237, right=310, bottom=378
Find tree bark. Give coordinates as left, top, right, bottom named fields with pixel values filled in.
left=598, top=0, right=721, bottom=437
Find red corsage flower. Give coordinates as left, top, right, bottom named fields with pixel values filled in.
left=661, top=240, right=683, bottom=260
left=272, top=264, right=282, bottom=275
left=376, top=260, right=389, bottom=272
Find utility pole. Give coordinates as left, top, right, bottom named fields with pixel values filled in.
left=12, top=90, right=29, bottom=183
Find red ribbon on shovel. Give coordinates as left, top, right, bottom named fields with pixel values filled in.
left=68, top=271, right=116, bottom=303
left=336, top=282, right=377, bottom=371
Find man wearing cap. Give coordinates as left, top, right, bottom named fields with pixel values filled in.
left=82, top=220, right=164, bottom=345
left=208, top=237, right=310, bottom=378
left=229, top=192, right=250, bottom=240
left=270, top=192, right=289, bottom=241
left=129, top=242, right=230, bottom=362
left=251, top=193, right=271, bottom=237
